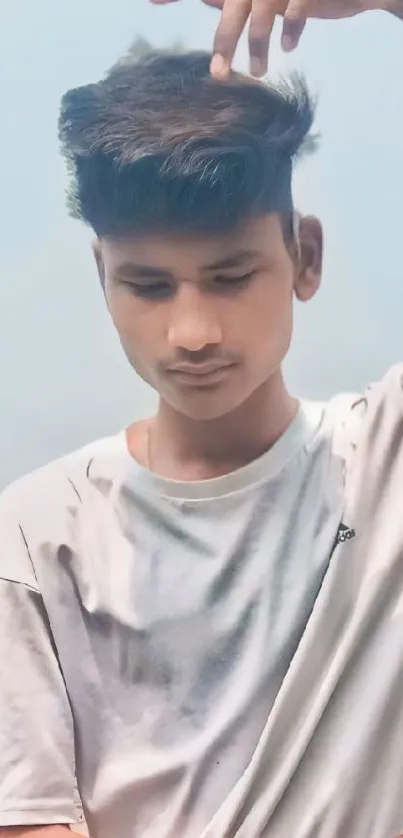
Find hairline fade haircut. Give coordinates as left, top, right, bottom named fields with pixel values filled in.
left=59, top=50, right=316, bottom=239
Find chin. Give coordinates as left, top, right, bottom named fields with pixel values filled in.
left=166, top=389, right=250, bottom=422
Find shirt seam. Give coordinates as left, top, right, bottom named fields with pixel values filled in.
left=0, top=576, right=40, bottom=594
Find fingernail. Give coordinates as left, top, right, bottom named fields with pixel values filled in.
left=282, top=34, right=295, bottom=52
left=210, top=54, right=229, bottom=78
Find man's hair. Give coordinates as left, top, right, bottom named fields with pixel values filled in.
left=59, top=50, right=315, bottom=237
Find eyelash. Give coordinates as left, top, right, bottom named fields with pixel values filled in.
left=130, top=283, right=170, bottom=299
left=215, top=272, right=255, bottom=288
left=126, top=272, right=256, bottom=299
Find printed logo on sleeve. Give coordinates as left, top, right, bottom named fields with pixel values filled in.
left=336, top=523, right=356, bottom=544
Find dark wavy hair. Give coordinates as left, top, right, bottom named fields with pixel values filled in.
left=59, top=50, right=316, bottom=237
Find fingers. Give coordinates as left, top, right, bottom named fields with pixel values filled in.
left=248, top=0, right=277, bottom=76
left=281, top=0, right=307, bottom=50
left=211, top=0, right=251, bottom=78
left=149, top=0, right=304, bottom=77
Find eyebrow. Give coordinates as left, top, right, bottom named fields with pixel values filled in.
left=115, top=264, right=173, bottom=281
left=114, top=249, right=262, bottom=282
left=203, top=249, right=262, bottom=271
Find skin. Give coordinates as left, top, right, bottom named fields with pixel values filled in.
left=149, top=0, right=400, bottom=77
left=94, top=213, right=322, bottom=480
left=3, top=4, right=402, bottom=838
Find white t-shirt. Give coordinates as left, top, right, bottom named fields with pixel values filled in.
left=1, top=366, right=403, bottom=838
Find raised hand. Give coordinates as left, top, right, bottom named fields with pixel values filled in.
left=149, top=0, right=393, bottom=78
left=210, top=0, right=380, bottom=77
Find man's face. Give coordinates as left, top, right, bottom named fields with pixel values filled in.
left=96, top=214, right=322, bottom=421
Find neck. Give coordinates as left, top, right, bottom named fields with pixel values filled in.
left=139, top=371, right=298, bottom=481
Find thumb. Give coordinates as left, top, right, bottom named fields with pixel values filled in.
left=281, top=1, right=307, bottom=51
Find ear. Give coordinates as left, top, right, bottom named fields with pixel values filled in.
left=92, top=238, right=106, bottom=290
left=293, top=215, right=323, bottom=303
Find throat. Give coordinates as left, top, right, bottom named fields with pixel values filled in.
left=127, top=382, right=298, bottom=482
left=147, top=441, right=264, bottom=482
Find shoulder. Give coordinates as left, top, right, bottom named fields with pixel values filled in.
left=0, top=433, right=123, bottom=529
left=0, top=434, right=127, bottom=590
left=322, top=365, right=403, bottom=487
left=326, top=364, right=403, bottom=437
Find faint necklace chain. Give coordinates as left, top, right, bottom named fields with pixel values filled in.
left=145, top=423, right=152, bottom=470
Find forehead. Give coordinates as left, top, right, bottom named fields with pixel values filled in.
left=100, top=214, right=285, bottom=275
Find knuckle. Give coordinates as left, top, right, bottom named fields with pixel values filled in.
left=248, top=31, right=268, bottom=53
left=248, top=38, right=266, bottom=59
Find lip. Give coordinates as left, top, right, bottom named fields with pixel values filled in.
left=169, top=361, right=233, bottom=376
left=167, top=362, right=235, bottom=387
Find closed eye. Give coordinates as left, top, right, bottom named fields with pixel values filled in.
left=124, top=282, right=172, bottom=299
left=213, top=272, right=256, bottom=290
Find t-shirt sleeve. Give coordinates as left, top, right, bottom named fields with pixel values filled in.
left=350, top=363, right=403, bottom=448
left=0, top=488, right=76, bottom=827
left=333, top=364, right=403, bottom=520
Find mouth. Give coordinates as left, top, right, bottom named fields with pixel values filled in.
left=167, top=362, right=235, bottom=388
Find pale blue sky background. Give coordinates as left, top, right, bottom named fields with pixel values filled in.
left=1, top=0, right=403, bottom=485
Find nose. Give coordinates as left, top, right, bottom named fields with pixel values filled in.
left=167, top=285, right=222, bottom=352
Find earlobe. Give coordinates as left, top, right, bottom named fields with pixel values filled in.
left=294, top=215, right=323, bottom=303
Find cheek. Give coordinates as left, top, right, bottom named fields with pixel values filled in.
left=105, top=292, right=160, bottom=382
left=107, top=291, right=152, bottom=350
left=243, top=277, right=294, bottom=350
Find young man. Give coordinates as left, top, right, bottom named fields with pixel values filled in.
left=1, top=6, right=403, bottom=838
